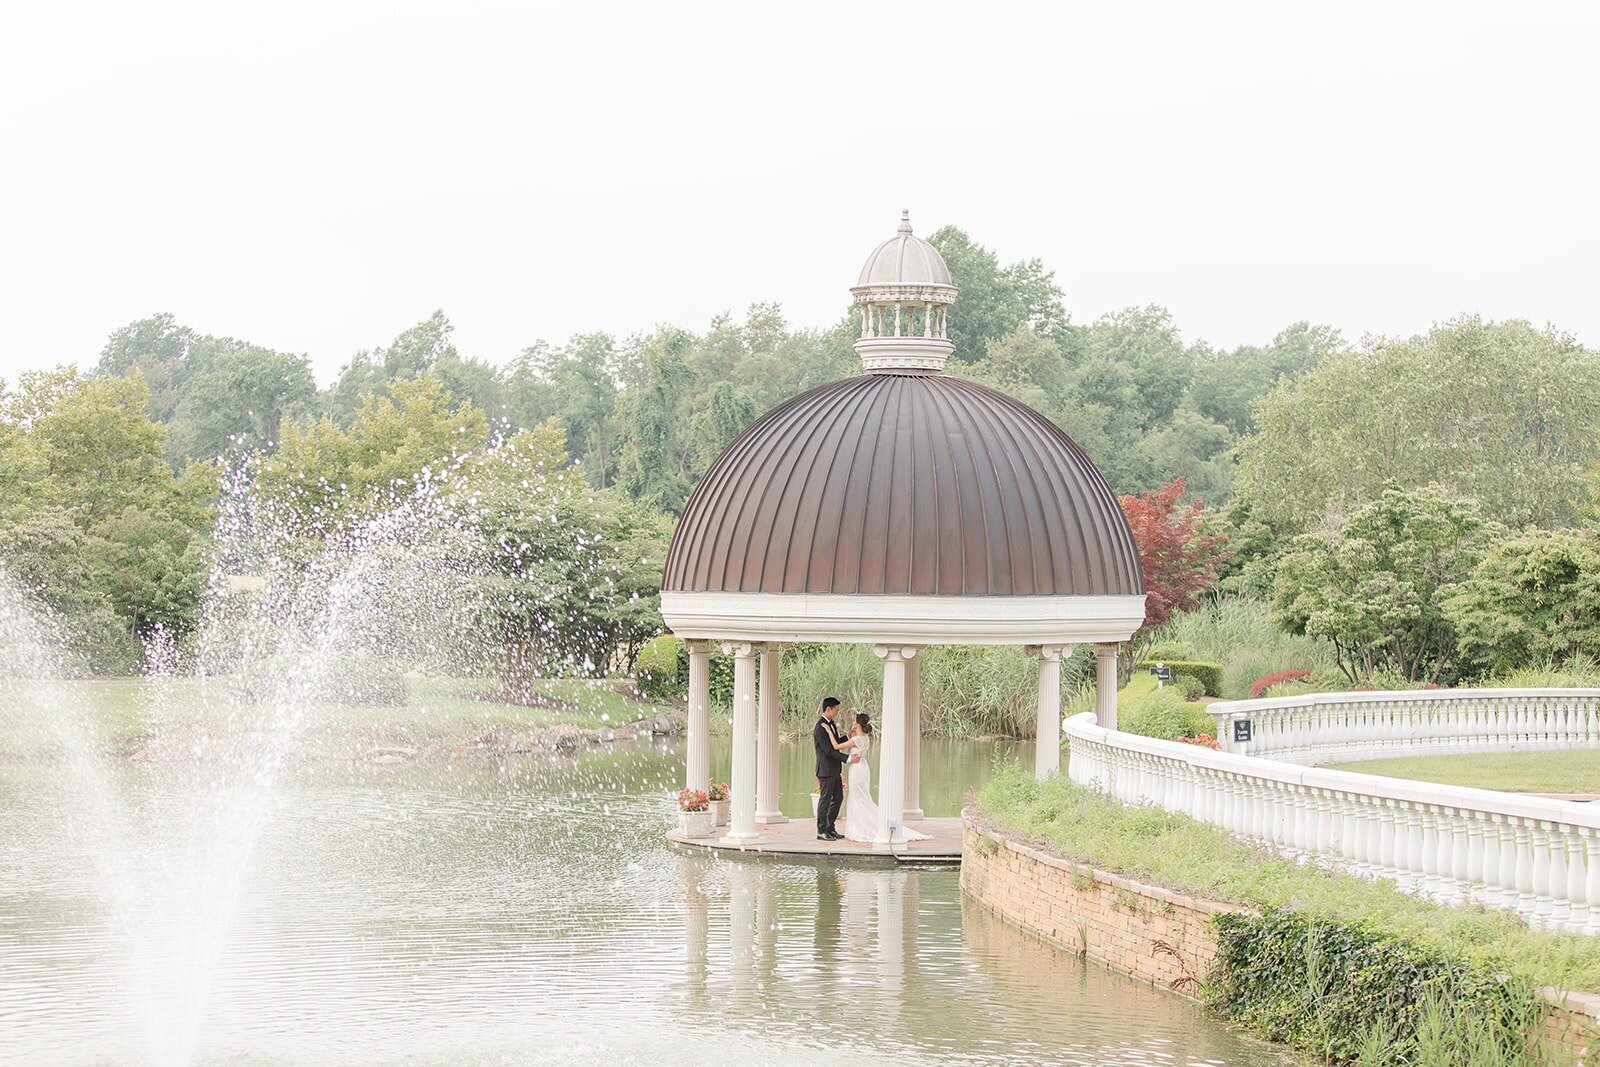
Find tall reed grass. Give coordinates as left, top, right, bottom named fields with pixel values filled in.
left=1150, top=596, right=1337, bottom=699
left=774, top=643, right=1097, bottom=737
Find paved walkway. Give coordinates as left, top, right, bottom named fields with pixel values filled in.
left=666, top=816, right=962, bottom=863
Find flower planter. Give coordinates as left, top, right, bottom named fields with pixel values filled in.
left=709, top=799, right=729, bottom=827
left=678, top=810, right=716, bottom=838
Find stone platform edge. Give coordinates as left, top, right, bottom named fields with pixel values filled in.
left=957, top=807, right=1600, bottom=1058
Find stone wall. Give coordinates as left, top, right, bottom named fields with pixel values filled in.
left=959, top=810, right=1238, bottom=998
left=960, top=809, right=1600, bottom=1059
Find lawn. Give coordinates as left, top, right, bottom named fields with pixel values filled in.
left=1335, top=750, right=1600, bottom=795
left=0, top=675, right=674, bottom=759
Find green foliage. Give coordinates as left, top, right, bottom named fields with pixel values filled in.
left=1140, top=659, right=1223, bottom=696
left=774, top=643, right=1096, bottom=737
left=634, top=634, right=683, bottom=700
left=96, top=312, right=317, bottom=466
left=1236, top=316, right=1600, bottom=532
left=229, top=653, right=408, bottom=707
left=1444, top=529, right=1600, bottom=679
left=0, top=369, right=212, bottom=666
left=1120, top=685, right=1214, bottom=741
left=1171, top=673, right=1206, bottom=700
left=975, top=768, right=1600, bottom=994
left=1210, top=910, right=1545, bottom=1065
left=1274, top=485, right=1493, bottom=684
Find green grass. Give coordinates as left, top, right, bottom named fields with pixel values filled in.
left=0, top=675, right=672, bottom=758
left=1337, top=750, right=1600, bottom=795
left=976, top=766, right=1600, bottom=994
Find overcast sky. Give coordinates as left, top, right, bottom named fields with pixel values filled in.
left=2, top=2, right=1596, bottom=384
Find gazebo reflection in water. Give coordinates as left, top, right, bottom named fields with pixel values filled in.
left=661, top=211, right=1147, bottom=857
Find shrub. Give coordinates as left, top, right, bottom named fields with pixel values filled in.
left=1121, top=686, right=1215, bottom=741
left=228, top=652, right=407, bottom=707
left=1249, top=668, right=1314, bottom=699
left=1172, top=673, right=1206, bottom=700
left=1210, top=910, right=1545, bottom=1065
left=635, top=633, right=683, bottom=700
left=1140, top=659, right=1223, bottom=697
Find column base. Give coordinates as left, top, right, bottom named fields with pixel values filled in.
left=901, top=808, right=925, bottom=822
left=755, top=811, right=789, bottom=824
left=719, top=831, right=764, bottom=847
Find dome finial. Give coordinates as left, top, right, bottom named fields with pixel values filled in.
left=850, top=210, right=959, bottom=373
left=898, top=209, right=913, bottom=235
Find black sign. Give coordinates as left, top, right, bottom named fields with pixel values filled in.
left=1150, top=664, right=1173, bottom=682
left=1233, top=719, right=1253, bottom=744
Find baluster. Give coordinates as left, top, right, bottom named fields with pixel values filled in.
left=1465, top=814, right=1487, bottom=905
left=1418, top=807, right=1440, bottom=897
left=1532, top=821, right=1556, bottom=925
left=1548, top=823, right=1571, bottom=926
left=1584, top=829, right=1600, bottom=936
left=1439, top=806, right=1463, bottom=903
left=1565, top=830, right=1587, bottom=933
left=1496, top=818, right=1519, bottom=912
left=1513, top=819, right=1536, bottom=920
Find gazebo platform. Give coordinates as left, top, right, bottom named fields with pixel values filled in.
left=666, top=816, right=963, bottom=863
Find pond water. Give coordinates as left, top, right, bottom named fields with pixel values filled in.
left=0, top=736, right=1288, bottom=1066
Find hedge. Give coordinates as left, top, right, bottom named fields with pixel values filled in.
left=1140, top=659, right=1223, bottom=697
left=635, top=634, right=683, bottom=700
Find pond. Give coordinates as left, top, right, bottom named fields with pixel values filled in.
left=0, top=734, right=1288, bottom=1065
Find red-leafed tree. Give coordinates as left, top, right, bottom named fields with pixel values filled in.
left=1118, top=477, right=1230, bottom=628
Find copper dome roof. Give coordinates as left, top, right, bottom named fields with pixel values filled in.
left=662, top=373, right=1144, bottom=597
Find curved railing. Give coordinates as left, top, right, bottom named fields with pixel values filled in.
left=1206, top=688, right=1600, bottom=764
left=1064, top=703, right=1600, bottom=935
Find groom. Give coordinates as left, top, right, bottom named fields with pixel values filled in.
left=814, top=697, right=858, bottom=841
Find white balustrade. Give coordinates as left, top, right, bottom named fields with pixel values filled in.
left=1064, top=708, right=1600, bottom=934
left=1212, top=688, right=1600, bottom=764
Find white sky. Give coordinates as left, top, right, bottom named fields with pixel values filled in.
left=2, top=1, right=1597, bottom=385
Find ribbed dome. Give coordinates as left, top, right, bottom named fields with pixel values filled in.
left=663, top=374, right=1143, bottom=597
left=856, top=213, right=954, bottom=288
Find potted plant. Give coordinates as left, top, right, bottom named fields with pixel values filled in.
left=677, top=787, right=714, bottom=838
left=706, top=781, right=730, bottom=826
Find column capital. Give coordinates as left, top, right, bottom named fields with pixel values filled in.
left=756, top=642, right=789, bottom=653
left=1094, top=642, right=1120, bottom=659
left=721, top=641, right=757, bottom=659
left=1024, top=644, right=1071, bottom=661
left=683, top=638, right=716, bottom=654
left=872, top=644, right=920, bottom=661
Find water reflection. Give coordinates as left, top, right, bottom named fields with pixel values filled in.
left=0, top=737, right=1285, bottom=1065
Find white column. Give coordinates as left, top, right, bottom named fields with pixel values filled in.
left=903, top=649, right=924, bottom=821
left=722, top=642, right=761, bottom=845
left=1094, top=644, right=1119, bottom=730
left=756, top=644, right=786, bottom=824
left=1029, top=644, right=1068, bottom=779
left=873, top=645, right=913, bottom=846
left=685, top=640, right=712, bottom=792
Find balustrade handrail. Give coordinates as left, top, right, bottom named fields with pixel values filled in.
left=1062, top=705, right=1600, bottom=934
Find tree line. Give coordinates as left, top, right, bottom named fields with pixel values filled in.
left=3, top=223, right=1598, bottom=687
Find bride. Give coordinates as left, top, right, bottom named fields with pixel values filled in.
left=832, top=713, right=931, bottom=844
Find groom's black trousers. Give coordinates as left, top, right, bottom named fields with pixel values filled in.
left=817, top=774, right=843, bottom=835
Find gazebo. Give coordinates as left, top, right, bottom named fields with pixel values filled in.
left=661, top=212, right=1146, bottom=850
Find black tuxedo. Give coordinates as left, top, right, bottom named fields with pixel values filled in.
left=814, top=716, right=848, bottom=836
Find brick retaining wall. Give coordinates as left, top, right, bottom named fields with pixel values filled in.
left=959, top=809, right=1600, bottom=1059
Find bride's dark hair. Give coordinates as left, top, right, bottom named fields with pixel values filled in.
left=854, top=713, right=872, bottom=734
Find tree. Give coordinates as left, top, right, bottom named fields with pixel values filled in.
left=1236, top=317, right=1600, bottom=532
left=1273, top=484, right=1492, bottom=683
left=928, top=226, right=1068, bottom=362
left=1188, top=321, right=1345, bottom=436
left=1444, top=529, right=1600, bottom=678
left=258, top=373, right=489, bottom=528
left=1118, top=477, right=1230, bottom=628
left=463, top=423, right=669, bottom=689
left=96, top=313, right=316, bottom=465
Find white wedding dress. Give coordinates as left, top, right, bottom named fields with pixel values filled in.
left=842, top=734, right=931, bottom=844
